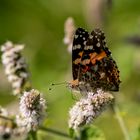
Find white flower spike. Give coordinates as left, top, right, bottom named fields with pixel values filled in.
left=1, top=41, right=30, bottom=95
left=69, top=89, right=114, bottom=130
left=19, top=89, right=46, bottom=131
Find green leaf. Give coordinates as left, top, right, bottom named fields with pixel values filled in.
left=80, top=125, right=106, bottom=140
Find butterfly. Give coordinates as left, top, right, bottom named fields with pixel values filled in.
left=68, top=28, right=121, bottom=93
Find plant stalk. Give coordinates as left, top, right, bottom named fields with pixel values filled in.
left=39, top=127, right=73, bottom=139
left=112, top=104, right=130, bottom=140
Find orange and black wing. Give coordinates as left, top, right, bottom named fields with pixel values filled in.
left=72, top=28, right=89, bottom=80
left=79, top=28, right=121, bottom=91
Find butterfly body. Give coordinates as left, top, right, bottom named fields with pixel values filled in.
left=69, top=28, right=121, bottom=93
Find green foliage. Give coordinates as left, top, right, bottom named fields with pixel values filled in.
left=69, top=126, right=105, bottom=140
left=69, top=128, right=75, bottom=138
left=131, top=125, right=140, bottom=140
left=26, top=131, right=37, bottom=140
left=80, top=125, right=105, bottom=140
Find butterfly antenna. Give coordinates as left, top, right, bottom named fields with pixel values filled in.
left=48, top=82, right=67, bottom=91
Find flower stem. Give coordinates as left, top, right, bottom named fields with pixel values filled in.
left=112, top=104, right=130, bottom=140
left=29, top=131, right=37, bottom=140
left=39, top=127, right=73, bottom=139
left=0, top=115, right=13, bottom=121
left=25, top=131, right=37, bottom=140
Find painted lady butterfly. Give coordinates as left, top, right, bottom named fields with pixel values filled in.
left=69, top=28, right=121, bottom=93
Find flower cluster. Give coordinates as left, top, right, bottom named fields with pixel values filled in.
left=0, top=106, right=29, bottom=140
left=1, top=41, right=30, bottom=95
left=0, top=89, right=47, bottom=139
left=69, top=89, right=114, bottom=130
left=19, top=89, right=46, bottom=131
left=0, top=41, right=47, bottom=138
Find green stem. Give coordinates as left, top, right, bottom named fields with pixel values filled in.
left=112, top=104, right=130, bottom=140
left=39, top=127, right=73, bottom=139
left=25, top=131, right=37, bottom=140
left=0, top=115, right=13, bottom=121
left=29, top=131, right=37, bottom=140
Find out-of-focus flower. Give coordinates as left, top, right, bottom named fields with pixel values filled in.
left=0, top=107, right=27, bottom=139
left=69, top=89, right=114, bottom=130
left=19, top=89, right=46, bottom=131
left=1, top=41, right=30, bottom=95
left=63, top=17, right=76, bottom=53
left=0, top=107, right=15, bottom=140
left=0, top=107, right=8, bottom=117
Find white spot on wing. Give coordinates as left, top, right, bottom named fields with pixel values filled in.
left=84, top=41, right=86, bottom=45
left=89, top=35, right=93, bottom=39
left=74, top=35, right=78, bottom=39
left=84, top=45, right=93, bottom=50
left=73, top=44, right=81, bottom=50
left=96, top=42, right=100, bottom=47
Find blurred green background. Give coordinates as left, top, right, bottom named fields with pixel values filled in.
left=0, top=0, right=140, bottom=140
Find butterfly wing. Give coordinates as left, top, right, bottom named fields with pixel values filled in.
left=72, top=28, right=89, bottom=80
left=99, top=56, right=120, bottom=91
left=79, top=28, right=120, bottom=91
